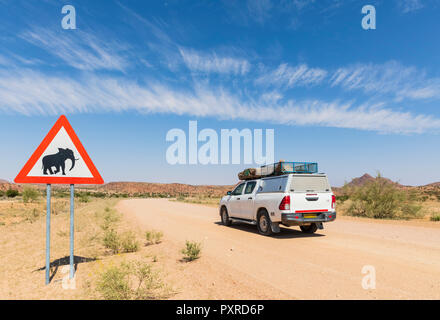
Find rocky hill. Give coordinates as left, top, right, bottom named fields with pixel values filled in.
left=1, top=174, right=439, bottom=198
left=345, top=173, right=402, bottom=188
left=0, top=180, right=234, bottom=197
left=97, top=182, right=233, bottom=197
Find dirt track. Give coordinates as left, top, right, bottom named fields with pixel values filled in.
left=117, top=199, right=440, bottom=299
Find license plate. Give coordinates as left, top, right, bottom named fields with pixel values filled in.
left=304, top=214, right=317, bottom=219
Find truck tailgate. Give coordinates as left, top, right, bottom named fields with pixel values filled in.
left=291, top=192, right=332, bottom=214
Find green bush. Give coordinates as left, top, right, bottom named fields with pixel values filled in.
left=22, top=187, right=39, bottom=203
left=346, top=173, right=422, bottom=219
left=97, top=263, right=131, bottom=299
left=97, top=261, right=165, bottom=300
left=431, top=214, right=440, bottom=222
left=6, top=189, right=19, bottom=198
left=100, top=208, right=120, bottom=231
left=120, top=231, right=139, bottom=253
left=0, top=190, right=5, bottom=197
left=78, top=193, right=90, bottom=203
left=181, top=241, right=202, bottom=261
left=145, top=230, right=163, bottom=245
left=103, top=229, right=121, bottom=254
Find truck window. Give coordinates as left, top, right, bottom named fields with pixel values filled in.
left=259, top=176, right=288, bottom=193
left=232, top=183, right=245, bottom=195
left=244, top=181, right=256, bottom=194
left=290, top=176, right=330, bottom=192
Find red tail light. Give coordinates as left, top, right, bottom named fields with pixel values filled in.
left=279, top=195, right=291, bottom=210
left=331, top=195, right=336, bottom=209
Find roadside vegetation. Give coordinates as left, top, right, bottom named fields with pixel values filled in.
left=173, top=195, right=221, bottom=207
left=97, top=260, right=169, bottom=300
left=335, top=173, right=436, bottom=220
left=145, top=230, right=163, bottom=245
left=181, top=240, right=202, bottom=261
left=0, top=190, right=180, bottom=299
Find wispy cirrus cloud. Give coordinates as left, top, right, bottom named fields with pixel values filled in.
left=20, top=28, right=129, bottom=72
left=0, top=69, right=439, bottom=134
left=255, top=63, right=327, bottom=88
left=179, top=48, right=251, bottom=75
left=398, top=0, right=424, bottom=13
left=330, top=61, right=440, bottom=101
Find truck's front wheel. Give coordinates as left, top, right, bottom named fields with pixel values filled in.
left=300, top=223, right=318, bottom=234
left=221, top=206, right=232, bottom=226
left=257, top=210, right=273, bottom=236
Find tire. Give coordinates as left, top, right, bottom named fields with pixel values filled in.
left=221, top=206, right=232, bottom=226
left=300, top=223, right=318, bottom=234
left=257, top=210, right=273, bottom=236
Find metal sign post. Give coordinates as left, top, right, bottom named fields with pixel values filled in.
left=70, top=184, right=75, bottom=279
left=45, top=184, right=51, bottom=285
left=15, top=115, right=103, bottom=285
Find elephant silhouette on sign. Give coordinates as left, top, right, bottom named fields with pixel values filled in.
left=42, top=148, right=78, bottom=175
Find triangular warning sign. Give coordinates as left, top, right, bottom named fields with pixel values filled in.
left=15, top=115, right=104, bottom=185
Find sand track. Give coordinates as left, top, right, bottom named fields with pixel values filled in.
left=117, top=199, right=440, bottom=299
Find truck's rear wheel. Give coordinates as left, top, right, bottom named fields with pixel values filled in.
left=221, top=206, right=232, bottom=226
left=300, top=223, right=318, bottom=234
left=257, top=210, right=273, bottom=236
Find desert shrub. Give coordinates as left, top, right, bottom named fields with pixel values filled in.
left=400, top=202, right=423, bottom=219
left=97, top=261, right=165, bottom=300
left=100, top=208, right=120, bottom=231
left=181, top=241, right=202, bottom=261
left=103, top=229, right=121, bottom=254
left=431, top=214, right=440, bottom=222
left=346, top=173, right=422, bottom=219
left=336, top=195, right=349, bottom=203
left=145, top=230, right=163, bottom=245
left=121, top=231, right=139, bottom=253
left=22, top=187, right=39, bottom=203
left=78, top=193, right=90, bottom=203
left=6, top=189, right=19, bottom=198
left=53, top=190, right=69, bottom=198
left=94, top=192, right=107, bottom=198
left=0, top=190, right=5, bottom=197
left=97, top=263, right=131, bottom=299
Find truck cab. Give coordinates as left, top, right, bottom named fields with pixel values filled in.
left=219, top=173, right=336, bottom=236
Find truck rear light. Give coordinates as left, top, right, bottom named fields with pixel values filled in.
left=279, top=195, right=290, bottom=210
left=331, top=195, right=336, bottom=209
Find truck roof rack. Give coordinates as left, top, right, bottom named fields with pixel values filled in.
left=238, top=161, right=318, bottom=180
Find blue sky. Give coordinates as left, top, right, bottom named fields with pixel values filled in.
left=1, top=0, right=440, bottom=186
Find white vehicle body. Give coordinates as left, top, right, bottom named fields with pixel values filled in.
left=219, top=173, right=336, bottom=235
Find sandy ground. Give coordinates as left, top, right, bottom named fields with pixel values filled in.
left=117, top=198, right=440, bottom=300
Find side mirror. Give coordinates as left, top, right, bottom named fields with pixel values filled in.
left=226, top=191, right=232, bottom=195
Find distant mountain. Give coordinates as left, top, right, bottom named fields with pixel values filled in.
left=98, top=182, right=233, bottom=197
left=347, top=173, right=401, bottom=187
left=422, top=182, right=440, bottom=188
left=1, top=175, right=439, bottom=197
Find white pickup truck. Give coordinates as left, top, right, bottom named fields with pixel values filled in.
left=219, top=173, right=336, bottom=235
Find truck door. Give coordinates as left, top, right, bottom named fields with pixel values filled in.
left=239, top=181, right=257, bottom=219
left=228, top=182, right=245, bottom=218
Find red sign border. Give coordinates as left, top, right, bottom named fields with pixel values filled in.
left=14, top=115, right=104, bottom=185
